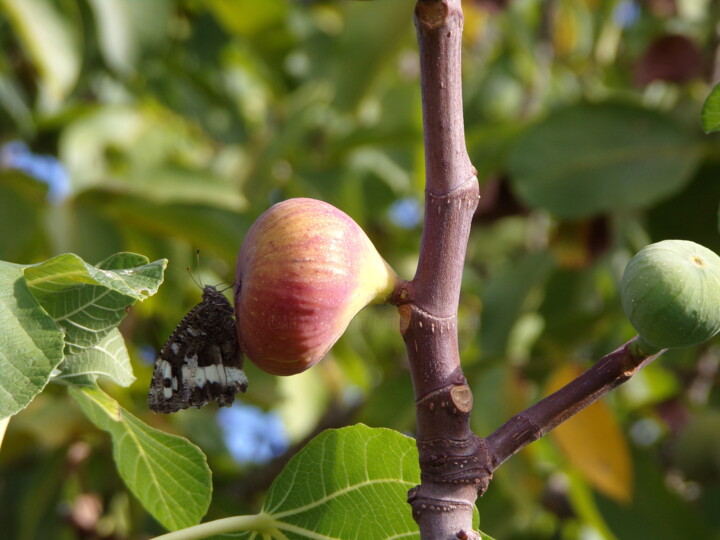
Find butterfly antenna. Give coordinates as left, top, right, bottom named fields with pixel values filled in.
left=217, top=281, right=235, bottom=293
left=186, top=249, right=204, bottom=289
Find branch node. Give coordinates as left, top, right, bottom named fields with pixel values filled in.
left=416, top=435, right=493, bottom=494
left=415, top=0, right=449, bottom=30
left=450, top=385, right=473, bottom=413
left=456, top=529, right=481, bottom=540
left=407, top=488, right=474, bottom=518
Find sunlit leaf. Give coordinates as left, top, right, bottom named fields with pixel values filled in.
left=207, top=0, right=286, bottom=37
left=546, top=364, right=633, bottom=503
left=200, top=425, right=486, bottom=539
left=0, top=261, right=64, bottom=419
left=258, top=425, right=421, bottom=539
left=22, top=252, right=166, bottom=354
left=701, top=84, right=720, bottom=134
left=69, top=385, right=212, bottom=531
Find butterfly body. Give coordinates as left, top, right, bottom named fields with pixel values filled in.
left=149, top=285, right=247, bottom=413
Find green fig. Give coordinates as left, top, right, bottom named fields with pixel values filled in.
left=235, top=198, right=398, bottom=375
left=620, top=240, right=720, bottom=353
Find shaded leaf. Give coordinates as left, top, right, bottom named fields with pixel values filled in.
left=480, top=251, right=555, bottom=359
left=55, top=328, right=135, bottom=387
left=0, top=262, right=64, bottom=419
left=546, top=364, right=633, bottom=503
left=305, top=1, right=414, bottom=111
left=597, top=451, right=710, bottom=539
left=509, top=103, right=701, bottom=218
left=76, top=191, right=248, bottom=261
left=0, top=171, right=49, bottom=262
left=69, top=385, right=212, bottom=531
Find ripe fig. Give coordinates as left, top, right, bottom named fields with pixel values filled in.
left=620, top=240, right=720, bottom=353
left=235, top=198, right=398, bottom=375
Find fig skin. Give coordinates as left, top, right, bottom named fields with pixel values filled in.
left=620, top=240, right=720, bottom=353
left=235, top=198, right=398, bottom=375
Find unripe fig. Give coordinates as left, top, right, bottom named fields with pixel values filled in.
left=235, top=198, right=398, bottom=375
left=620, top=240, right=720, bottom=353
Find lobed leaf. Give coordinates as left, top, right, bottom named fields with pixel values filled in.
left=70, top=385, right=212, bottom=531
left=0, top=252, right=164, bottom=417
left=54, top=328, right=135, bottom=387
left=207, top=425, right=484, bottom=539
left=22, top=252, right=166, bottom=354
left=0, top=261, right=64, bottom=419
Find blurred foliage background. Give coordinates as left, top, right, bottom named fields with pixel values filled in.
left=1, top=0, right=720, bottom=538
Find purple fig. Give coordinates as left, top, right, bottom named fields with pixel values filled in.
left=235, top=198, right=397, bottom=375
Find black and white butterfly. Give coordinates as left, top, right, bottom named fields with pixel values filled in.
left=148, top=285, right=248, bottom=414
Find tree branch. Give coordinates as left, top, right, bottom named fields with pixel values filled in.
left=405, top=0, right=481, bottom=538
left=405, top=2, right=670, bottom=539
left=485, top=339, right=665, bottom=469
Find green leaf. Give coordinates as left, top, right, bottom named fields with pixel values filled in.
left=332, top=1, right=413, bottom=111
left=481, top=252, right=555, bottom=359
left=22, top=252, right=166, bottom=354
left=259, top=424, right=422, bottom=539
left=596, top=451, right=711, bottom=539
left=86, top=0, right=171, bottom=76
left=55, top=328, right=135, bottom=387
left=75, top=191, right=248, bottom=261
left=0, top=261, right=65, bottom=419
left=508, top=102, right=701, bottom=218
left=701, top=84, right=720, bottom=134
left=175, top=425, right=487, bottom=539
left=0, top=0, right=80, bottom=108
left=207, top=0, right=286, bottom=37
left=0, top=171, right=48, bottom=262
left=69, top=385, right=212, bottom=531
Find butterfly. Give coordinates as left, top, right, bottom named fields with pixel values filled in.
left=148, top=285, right=248, bottom=413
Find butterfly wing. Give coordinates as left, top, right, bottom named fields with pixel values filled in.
left=148, top=286, right=248, bottom=413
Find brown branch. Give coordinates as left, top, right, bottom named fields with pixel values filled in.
left=485, top=339, right=665, bottom=469
left=404, top=2, right=670, bottom=539
left=405, top=0, right=481, bottom=538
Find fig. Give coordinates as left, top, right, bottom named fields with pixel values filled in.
left=620, top=240, right=720, bottom=353
left=235, top=198, right=398, bottom=375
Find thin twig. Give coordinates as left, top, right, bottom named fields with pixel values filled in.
left=486, top=339, right=665, bottom=469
